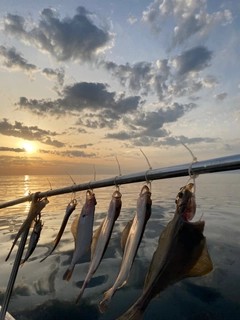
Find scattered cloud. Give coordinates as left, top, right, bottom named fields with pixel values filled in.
left=101, top=45, right=214, bottom=101
left=105, top=102, right=197, bottom=142
left=214, top=92, right=227, bottom=101
left=127, top=14, right=137, bottom=24
left=2, top=6, right=114, bottom=62
left=0, top=45, right=39, bottom=76
left=0, top=118, right=65, bottom=147
left=0, top=146, right=26, bottom=152
left=172, top=46, right=212, bottom=76
left=38, top=148, right=96, bottom=158
left=142, top=0, right=232, bottom=47
left=41, top=68, right=65, bottom=87
left=16, top=82, right=143, bottom=119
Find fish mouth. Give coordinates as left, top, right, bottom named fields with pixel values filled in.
left=140, top=185, right=151, bottom=196
left=176, top=183, right=196, bottom=221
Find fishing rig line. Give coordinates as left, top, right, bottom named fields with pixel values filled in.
left=0, top=153, right=240, bottom=210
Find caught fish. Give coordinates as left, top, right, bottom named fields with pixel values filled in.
left=117, top=183, right=213, bottom=320
left=21, top=215, right=43, bottom=265
left=40, top=199, right=77, bottom=262
left=5, top=196, right=49, bottom=261
left=76, top=190, right=122, bottom=303
left=99, top=185, right=151, bottom=312
left=63, top=190, right=96, bottom=282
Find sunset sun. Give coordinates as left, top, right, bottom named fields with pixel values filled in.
left=22, top=142, right=34, bottom=153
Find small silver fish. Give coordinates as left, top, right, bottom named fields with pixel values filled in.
left=5, top=196, right=49, bottom=261
left=40, top=199, right=77, bottom=262
left=99, top=185, right=151, bottom=313
left=117, top=183, right=213, bottom=320
left=76, top=190, right=122, bottom=303
left=21, top=216, right=43, bottom=265
left=63, top=190, right=96, bottom=282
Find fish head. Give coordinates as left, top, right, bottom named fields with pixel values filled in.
left=139, top=185, right=152, bottom=221
left=86, top=189, right=97, bottom=205
left=112, top=190, right=122, bottom=219
left=82, top=189, right=97, bottom=217
left=175, top=183, right=196, bottom=221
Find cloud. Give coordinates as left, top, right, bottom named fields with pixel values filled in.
left=0, top=118, right=65, bottom=147
left=0, top=45, right=38, bottom=76
left=72, top=143, right=93, bottom=148
left=142, top=0, right=232, bottom=47
left=41, top=68, right=65, bottom=87
left=172, top=46, right=212, bottom=76
left=0, top=146, right=26, bottom=152
left=214, top=92, right=227, bottom=101
left=2, top=6, right=114, bottom=62
left=16, top=82, right=143, bottom=119
left=105, top=102, right=196, bottom=141
left=127, top=14, right=137, bottom=24
left=101, top=46, right=213, bottom=101
left=38, top=149, right=96, bottom=158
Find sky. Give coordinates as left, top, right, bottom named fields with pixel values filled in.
left=0, top=0, right=239, bottom=176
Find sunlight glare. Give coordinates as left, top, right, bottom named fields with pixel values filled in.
left=22, top=142, right=34, bottom=153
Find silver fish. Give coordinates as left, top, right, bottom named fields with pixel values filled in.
left=76, top=190, right=122, bottom=303
left=117, top=183, right=213, bottom=320
left=40, top=199, right=77, bottom=262
left=99, top=185, right=151, bottom=313
left=21, top=216, right=43, bottom=265
left=5, top=196, right=49, bottom=261
left=63, top=190, right=96, bottom=282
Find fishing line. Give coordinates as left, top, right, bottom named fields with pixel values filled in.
left=181, top=143, right=198, bottom=197
left=140, top=149, right=152, bottom=192
left=114, top=156, right=122, bottom=191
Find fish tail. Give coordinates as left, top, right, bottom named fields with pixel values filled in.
left=116, top=299, right=144, bottom=320
left=63, top=266, right=75, bottom=282
left=5, top=243, right=15, bottom=261
left=75, top=280, right=88, bottom=304
left=99, top=288, right=114, bottom=313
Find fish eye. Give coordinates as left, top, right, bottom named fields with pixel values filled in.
left=178, top=192, right=183, bottom=198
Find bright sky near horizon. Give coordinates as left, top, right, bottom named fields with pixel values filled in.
left=0, top=0, right=239, bottom=176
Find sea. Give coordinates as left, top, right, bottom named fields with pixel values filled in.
left=0, top=173, right=240, bottom=320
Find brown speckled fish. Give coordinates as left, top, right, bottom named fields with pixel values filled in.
left=117, top=183, right=213, bottom=320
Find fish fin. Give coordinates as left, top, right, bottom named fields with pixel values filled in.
left=63, top=267, right=75, bottom=282
left=187, top=241, right=214, bottom=277
left=121, top=219, right=133, bottom=253
left=116, top=301, right=144, bottom=320
left=99, top=288, right=114, bottom=313
left=91, top=222, right=103, bottom=259
left=71, top=216, right=79, bottom=243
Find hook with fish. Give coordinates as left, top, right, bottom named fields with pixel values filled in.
left=140, top=148, right=152, bottom=192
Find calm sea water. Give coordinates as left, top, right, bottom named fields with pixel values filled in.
left=0, top=173, right=240, bottom=320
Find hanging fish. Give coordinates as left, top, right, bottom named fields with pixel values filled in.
left=5, top=196, right=49, bottom=261
left=21, top=215, right=43, bottom=265
left=99, top=185, right=151, bottom=313
left=117, top=183, right=213, bottom=320
left=40, top=199, right=78, bottom=262
left=63, top=190, right=96, bottom=282
left=75, top=190, right=122, bottom=303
